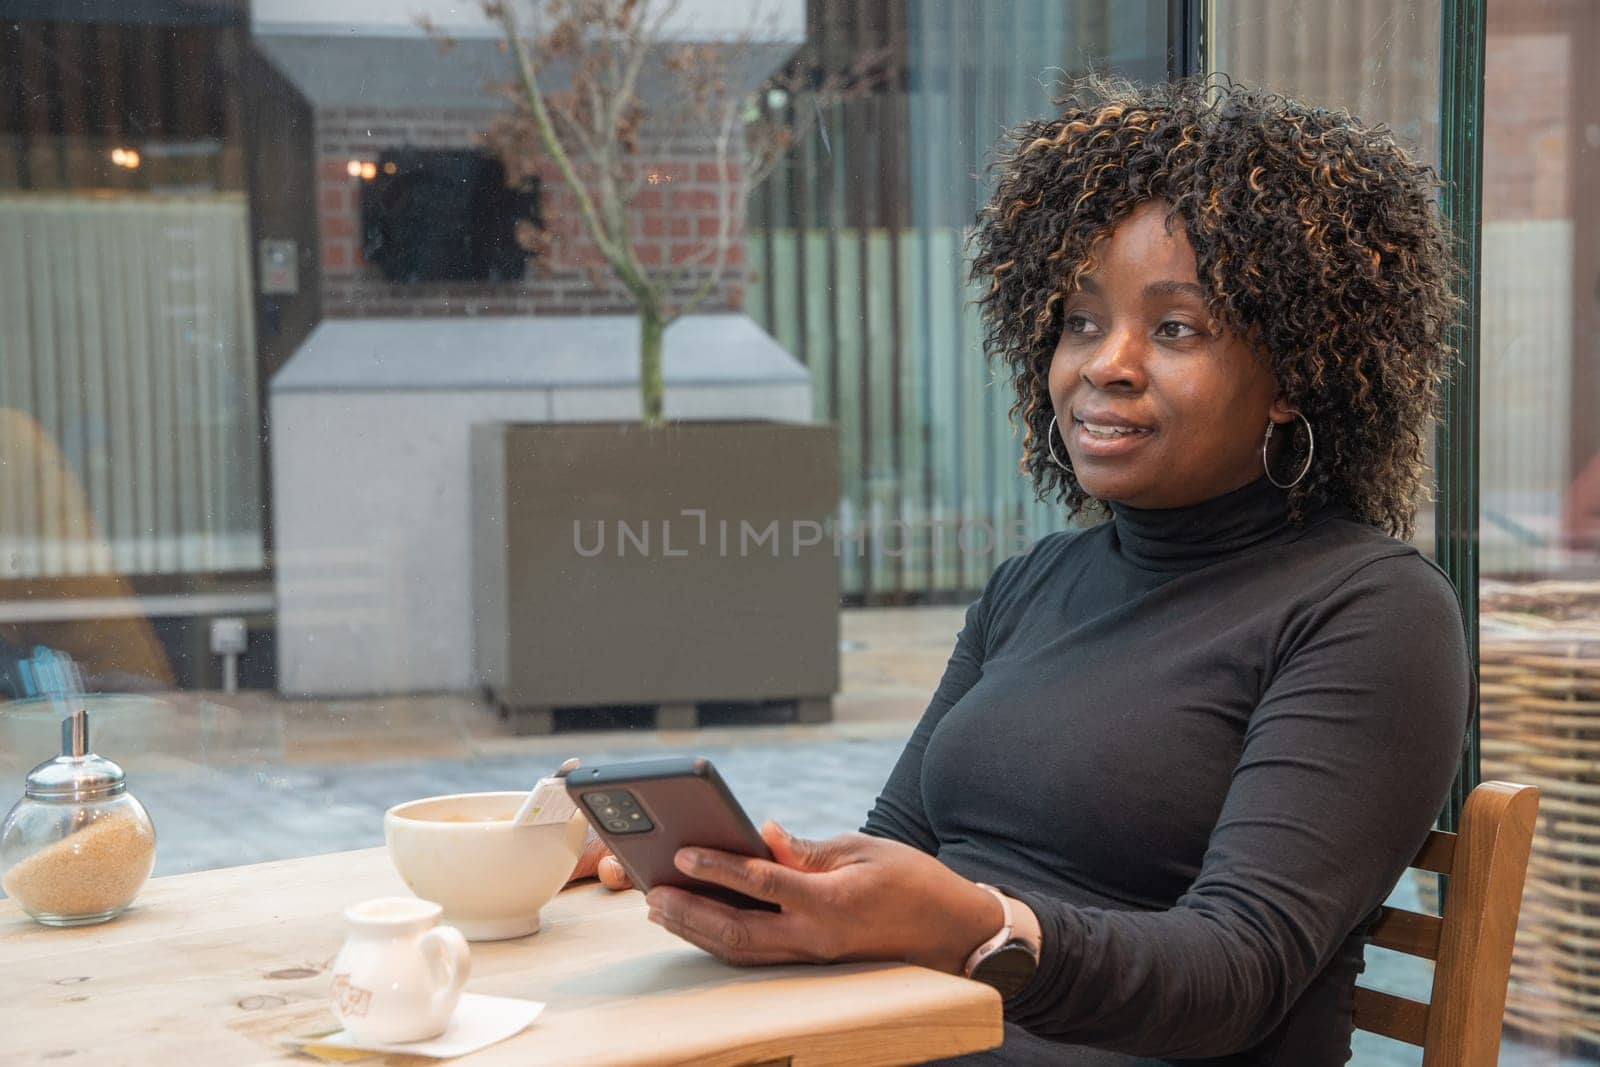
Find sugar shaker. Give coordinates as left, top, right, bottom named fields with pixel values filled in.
left=0, top=710, right=157, bottom=926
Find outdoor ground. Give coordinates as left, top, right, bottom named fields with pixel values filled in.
left=0, top=606, right=1585, bottom=1064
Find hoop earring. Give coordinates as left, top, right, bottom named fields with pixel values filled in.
left=1262, top=411, right=1314, bottom=489
left=1047, top=415, right=1073, bottom=472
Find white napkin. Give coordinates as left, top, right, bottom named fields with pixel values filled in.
left=314, top=994, right=546, bottom=1057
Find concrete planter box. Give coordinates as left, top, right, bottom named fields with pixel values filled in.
left=270, top=314, right=813, bottom=697
left=471, top=421, right=840, bottom=731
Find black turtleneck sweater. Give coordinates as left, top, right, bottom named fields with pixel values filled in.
left=860, top=477, right=1473, bottom=1066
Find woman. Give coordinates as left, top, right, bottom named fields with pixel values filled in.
left=568, top=77, right=1471, bottom=1065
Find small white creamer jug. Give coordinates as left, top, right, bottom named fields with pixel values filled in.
left=330, top=896, right=471, bottom=1044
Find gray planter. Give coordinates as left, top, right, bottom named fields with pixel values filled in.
left=471, top=421, right=841, bottom=732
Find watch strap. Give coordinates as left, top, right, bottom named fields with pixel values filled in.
left=962, top=883, right=1017, bottom=979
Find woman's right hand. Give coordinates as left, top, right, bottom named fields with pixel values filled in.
left=569, top=834, right=633, bottom=891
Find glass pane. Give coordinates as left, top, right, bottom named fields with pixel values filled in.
left=0, top=3, right=1155, bottom=890
left=1208, top=3, right=1443, bottom=164
left=1476, top=1, right=1600, bottom=1063
left=749, top=0, right=1166, bottom=599
left=0, top=23, right=266, bottom=584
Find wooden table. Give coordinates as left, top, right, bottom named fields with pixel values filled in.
left=1, top=848, right=1002, bottom=1066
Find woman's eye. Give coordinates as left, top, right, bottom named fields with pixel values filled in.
left=1156, top=320, right=1200, bottom=339
left=1064, top=314, right=1097, bottom=335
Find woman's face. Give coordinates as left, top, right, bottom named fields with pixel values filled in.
left=1047, top=200, right=1294, bottom=510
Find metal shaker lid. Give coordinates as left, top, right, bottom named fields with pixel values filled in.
left=24, top=710, right=127, bottom=800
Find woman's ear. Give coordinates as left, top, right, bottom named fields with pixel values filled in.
left=1268, top=395, right=1298, bottom=425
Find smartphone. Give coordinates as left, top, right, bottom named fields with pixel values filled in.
left=565, top=757, right=780, bottom=912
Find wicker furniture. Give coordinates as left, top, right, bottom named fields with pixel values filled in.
left=1479, top=580, right=1600, bottom=1047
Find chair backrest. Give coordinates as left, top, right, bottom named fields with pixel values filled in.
left=1353, top=780, right=1540, bottom=1066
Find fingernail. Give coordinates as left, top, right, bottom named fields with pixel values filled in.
left=675, top=849, right=700, bottom=873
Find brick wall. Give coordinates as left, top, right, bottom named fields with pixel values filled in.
left=314, top=106, right=745, bottom=318
left=1483, top=32, right=1571, bottom=222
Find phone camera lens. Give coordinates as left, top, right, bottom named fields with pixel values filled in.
left=587, top=793, right=611, bottom=807
left=601, top=805, right=620, bottom=818
left=606, top=818, right=630, bottom=833
left=617, top=796, right=635, bottom=808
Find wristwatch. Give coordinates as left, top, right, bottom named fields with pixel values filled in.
left=962, top=883, right=1041, bottom=998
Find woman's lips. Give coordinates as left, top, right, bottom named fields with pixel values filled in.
left=1072, top=418, right=1155, bottom=457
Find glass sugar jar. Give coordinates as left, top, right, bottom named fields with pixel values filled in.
left=0, top=709, right=157, bottom=926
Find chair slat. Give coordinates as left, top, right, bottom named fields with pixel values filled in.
left=1369, top=905, right=1443, bottom=961
left=1413, top=830, right=1457, bottom=874
left=1353, top=987, right=1429, bottom=1047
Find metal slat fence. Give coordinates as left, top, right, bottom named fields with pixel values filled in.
left=747, top=227, right=1056, bottom=602
left=747, top=0, right=1164, bottom=602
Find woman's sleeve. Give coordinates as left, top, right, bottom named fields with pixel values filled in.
left=992, top=554, right=1473, bottom=1058
left=859, top=551, right=1026, bottom=853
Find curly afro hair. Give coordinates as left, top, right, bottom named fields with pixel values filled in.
left=967, top=76, right=1459, bottom=539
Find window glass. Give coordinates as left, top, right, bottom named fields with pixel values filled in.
left=1474, top=2, right=1600, bottom=1062
left=10, top=3, right=1573, bottom=1062
left=0, top=1, right=1160, bottom=879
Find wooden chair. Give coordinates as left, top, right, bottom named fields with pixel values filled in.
left=1354, top=780, right=1540, bottom=1066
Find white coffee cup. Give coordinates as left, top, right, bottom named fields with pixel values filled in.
left=330, top=896, right=471, bottom=1044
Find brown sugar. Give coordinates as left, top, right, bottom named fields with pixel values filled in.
left=2, top=813, right=155, bottom=918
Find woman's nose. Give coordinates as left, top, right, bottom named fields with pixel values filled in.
left=1080, top=327, right=1147, bottom=391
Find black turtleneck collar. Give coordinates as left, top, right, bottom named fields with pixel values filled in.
left=1107, top=475, right=1300, bottom=573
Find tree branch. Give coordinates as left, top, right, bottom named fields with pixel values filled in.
left=486, top=0, right=893, bottom=328
left=669, top=93, right=745, bottom=320
left=492, top=0, right=656, bottom=302
left=544, top=90, right=599, bottom=157
left=606, top=0, right=676, bottom=141
left=494, top=0, right=629, bottom=273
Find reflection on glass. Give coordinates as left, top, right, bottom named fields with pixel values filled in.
left=1473, top=2, right=1600, bottom=1063
left=1208, top=1, right=1442, bottom=163
left=0, top=3, right=1164, bottom=894
left=750, top=0, right=1167, bottom=599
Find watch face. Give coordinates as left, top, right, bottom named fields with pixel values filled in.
left=972, top=943, right=1038, bottom=1000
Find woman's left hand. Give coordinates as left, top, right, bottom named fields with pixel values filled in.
left=644, top=821, right=1003, bottom=974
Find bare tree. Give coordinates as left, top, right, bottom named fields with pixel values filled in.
left=470, top=0, right=890, bottom=426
